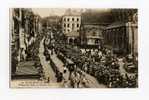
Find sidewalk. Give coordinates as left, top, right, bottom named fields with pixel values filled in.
left=38, top=38, right=57, bottom=83
left=50, top=51, right=70, bottom=81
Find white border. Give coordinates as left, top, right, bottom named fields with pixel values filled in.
left=0, top=0, right=149, bottom=100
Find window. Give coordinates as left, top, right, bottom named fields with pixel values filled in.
left=64, top=18, right=66, bottom=21
left=77, top=18, right=79, bottom=21
left=77, top=24, right=79, bottom=27
left=95, top=39, right=99, bottom=44
left=67, top=18, right=69, bottom=21
left=64, top=23, right=66, bottom=27
left=68, top=29, right=70, bottom=32
left=77, top=30, right=79, bottom=32
left=67, top=24, right=70, bottom=27
left=72, top=24, right=74, bottom=30
left=72, top=18, right=74, bottom=21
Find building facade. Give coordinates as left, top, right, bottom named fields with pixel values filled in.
left=10, top=8, right=42, bottom=74
left=80, top=23, right=105, bottom=48
left=103, top=9, right=138, bottom=56
left=62, top=15, right=81, bottom=44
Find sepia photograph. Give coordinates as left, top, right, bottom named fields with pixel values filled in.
left=10, top=8, right=138, bottom=88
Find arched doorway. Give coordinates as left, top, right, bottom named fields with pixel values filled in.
left=69, top=38, right=73, bottom=44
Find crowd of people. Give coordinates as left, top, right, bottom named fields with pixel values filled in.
left=55, top=44, right=138, bottom=88
left=41, top=28, right=138, bottom=88
left=42, top=34, right=91, bottom=88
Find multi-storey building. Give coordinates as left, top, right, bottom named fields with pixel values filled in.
left=103, top=9, right=138, bottom=56
left=80, top=23, right=105, bottom=48
left=62, top=13, right=81, bottom=44
left=10, top=8, right=42, bottom=74
left=80, top=9, right=111, bottom=48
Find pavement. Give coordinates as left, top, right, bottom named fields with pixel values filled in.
left=50, top=51, right=70, bottom=81
left=38, top=38, right=57, bottom=83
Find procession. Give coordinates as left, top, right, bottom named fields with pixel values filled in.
left=10, top=8, right=138, bottom=88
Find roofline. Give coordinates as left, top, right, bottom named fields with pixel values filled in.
left=82, top=23, right=109, bottom=25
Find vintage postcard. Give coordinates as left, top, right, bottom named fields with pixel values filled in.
left=10, top=8, right=138, bottom=88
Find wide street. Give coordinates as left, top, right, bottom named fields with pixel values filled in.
left=37, top=37, right=106, bottom=88
left=43, top=39, right=107, bottom=88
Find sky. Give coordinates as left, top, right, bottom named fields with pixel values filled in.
left=32, top=8, right=111, bottom=18
left=32, top=8, right=67, bottom=17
